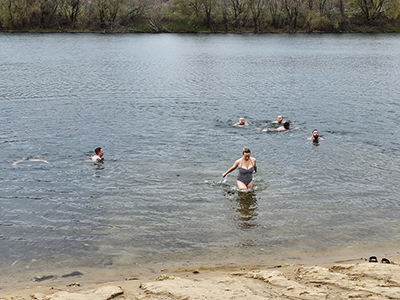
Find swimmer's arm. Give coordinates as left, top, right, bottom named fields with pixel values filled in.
left=223, top=160, right=239, bottom=177
left=253, top=158, right=257, bottom=174
left=13, top=159, right=49, bottom=165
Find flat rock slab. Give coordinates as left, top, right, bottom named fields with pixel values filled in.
left=31, top=286, right=123, bottom=300
left=138, top=262, right=400, bottom=300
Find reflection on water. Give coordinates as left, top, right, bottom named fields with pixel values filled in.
left=312, top=140, right=320, bottom=146
left=234, top=191, right=259, bottom=230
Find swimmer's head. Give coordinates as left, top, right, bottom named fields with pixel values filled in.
left=312, top=129, right=319, bottom=136
left=94, top=147, right=104, bottom=157
left=242, top=147, right=251, bottom=159
left=283, top=122, right=290, bottom=130
left=277, top=115, right=283, bottom=123
left=242, top=146, right=251, bottom=154
left=239, top=117, right=245, bottom=125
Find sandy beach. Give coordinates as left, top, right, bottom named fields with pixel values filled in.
left=1, top=249, right=400, bottom=300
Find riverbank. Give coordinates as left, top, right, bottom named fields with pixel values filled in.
left=1, top=247, right=399, bottom=300
left=1, top=25, right=400, bottom=34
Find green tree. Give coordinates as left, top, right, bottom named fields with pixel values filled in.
left=348, top=0, right=400, bottom=23
left=60, top=0, right=82, bottom=28
left=147, top=0, right=171, bottom=32
left=173, top=0, right=204, bottom=30
left=247, top=0, right=267, bottom=32
left=268, top=0, right=282, bottom=28
left=33, top=0, right=59, bottom=28
left=282, top=0, right=300, bottom=30
left=350, top=0, right=384, bottom=23
left=120, top=0, right=147, bottom=28
left=201, top=0, right=217, bottom=29
left=96, top=0, right=121, bottom=29
left=230, top=0, right=247, bottom=28
left=0, top=0, right=32, bottom=28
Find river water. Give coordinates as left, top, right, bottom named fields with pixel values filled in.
left=1, top=33, right=400, bottom=284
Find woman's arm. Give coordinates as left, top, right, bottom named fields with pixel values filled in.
left=223, top=159, right=240, bottom=177
left=252, top=158, right=257, bottom=174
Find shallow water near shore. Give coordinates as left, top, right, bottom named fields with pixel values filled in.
left=1, top=33, right=400, bottom=287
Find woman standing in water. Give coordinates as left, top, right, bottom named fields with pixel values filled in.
left=222, top=147, right=257, bottom=190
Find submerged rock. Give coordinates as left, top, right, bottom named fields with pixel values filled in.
left=33, top=275, right=54, bottom=282
left=62, top=271, right=83, bottom=278
left=126, top=277, right=139, bottom=281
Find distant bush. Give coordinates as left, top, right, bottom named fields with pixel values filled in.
left=0, top=0, right=399, bottom=32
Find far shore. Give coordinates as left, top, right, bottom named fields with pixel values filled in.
left=1, top=28, right=400, bottom=34
left=1, top=246, right=400, bottom=299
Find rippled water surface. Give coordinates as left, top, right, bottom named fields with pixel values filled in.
left=1, top=33, right=400, bottom=279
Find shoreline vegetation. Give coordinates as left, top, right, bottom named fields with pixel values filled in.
left=0, top=0, right=400, bottom=34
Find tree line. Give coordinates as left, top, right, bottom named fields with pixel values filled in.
left=0, top=0, right=399, bottom=33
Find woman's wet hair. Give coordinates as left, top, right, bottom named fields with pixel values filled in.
left=283, top=122, right=290, bottom=129
left=242, top=146, right=251, bottom=154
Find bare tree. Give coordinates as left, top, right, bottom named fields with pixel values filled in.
left=173, top=0, right=204, bottom=29
left=147, top=0, right=171, bottom=32
left=120, top=0, right=147, bottom=28
left=60, top=0, right=82, bottom=28
left=247, top=0, right=266, bottom=32
left=282, top=0, right=300, bottom=30
left=268, top=0, right=281, bottom=28
left=201, top=0, right=216, bottom=29
left=350, top=0, right=400, bottom=23
left=350, top=0, right=384, bottom=23
left=230, top=0, right=247, bottom=28
left=96, top=0, right=121, bottom=29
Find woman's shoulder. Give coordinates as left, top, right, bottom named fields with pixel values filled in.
left=234, top=157, right=245, bottom=165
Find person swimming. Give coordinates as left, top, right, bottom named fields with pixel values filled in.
left=276, top=121, right=290, bottom=130
left=276, top=122, right=299, bottom=131
left=222, top=147, right=257, bottom=190
left=271, top=115, right=284, bottom=124
left=233, top=117, right=249, bottom=126
left=308, top=129, right=324, bottom=142
left=91, top=147, right=104, bottom=163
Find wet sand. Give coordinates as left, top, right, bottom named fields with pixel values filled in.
left=1, top=247, right=400, bottom=300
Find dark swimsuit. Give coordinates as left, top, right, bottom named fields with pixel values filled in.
left=237, top=158, right=254, bottom=186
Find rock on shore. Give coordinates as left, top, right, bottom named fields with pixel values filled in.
left=5, top=260, right=400, bottom=300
